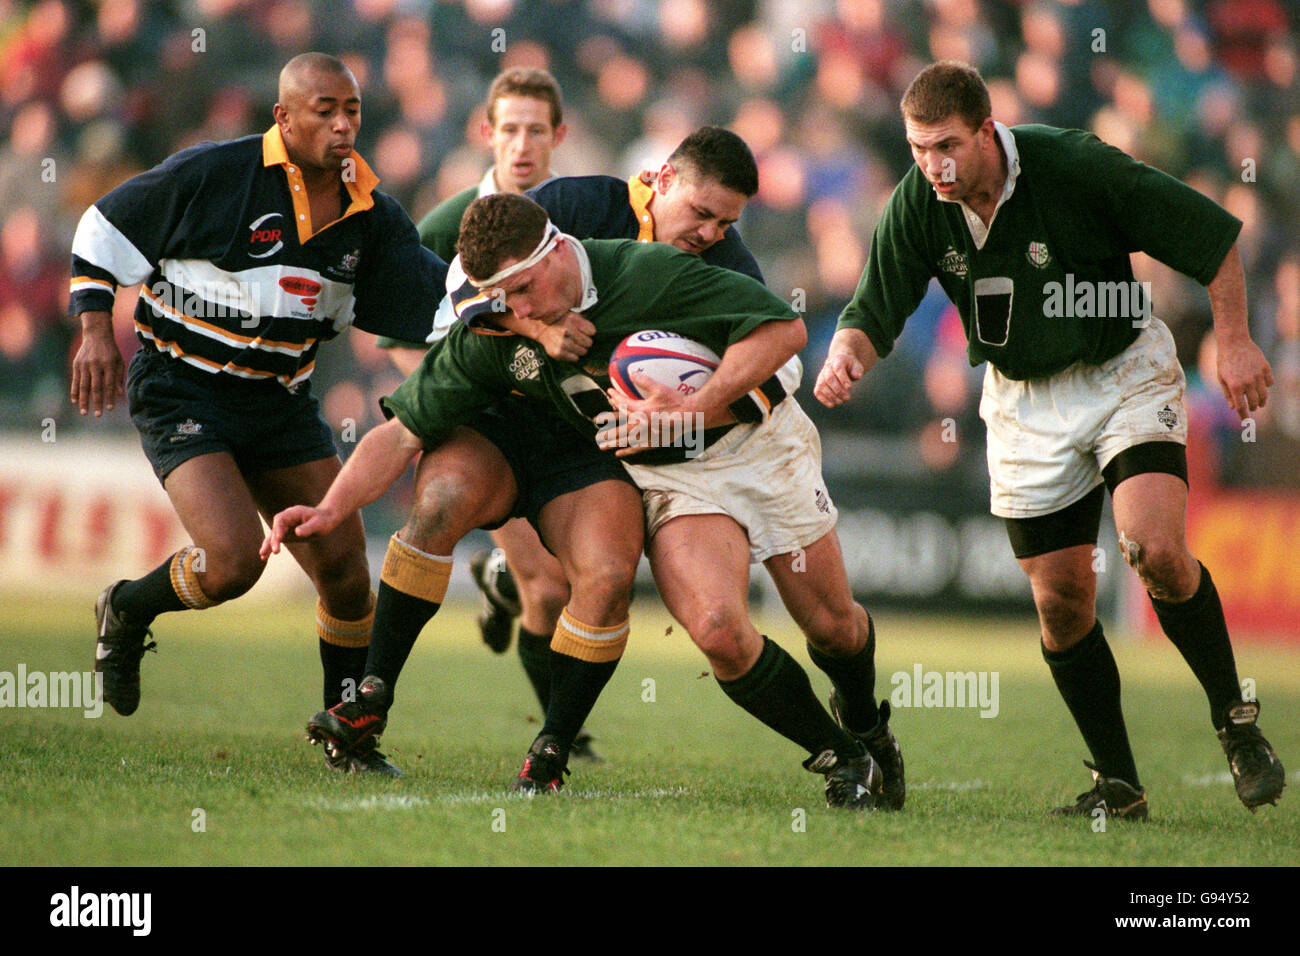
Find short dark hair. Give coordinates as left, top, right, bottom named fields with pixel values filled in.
left=457, top=193, right=550, bottom=281
left=667, top=127, right=759, bottom=197
left=900, top=61, right=991, bottom=131
left=486, top=67, right=564, bottom=129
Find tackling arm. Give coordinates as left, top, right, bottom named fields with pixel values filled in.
left=260, top=418, right=424, bottom=558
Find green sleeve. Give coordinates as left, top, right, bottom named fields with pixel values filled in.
left=416, top=186, right=476, bottom=264
left=835, top=176, right=934, bottom=360
left=378, top=330, right=509, bottom=449
left=634, top=246, right=798, bottom=352
left=1058, top=129, right=1241, bottom=285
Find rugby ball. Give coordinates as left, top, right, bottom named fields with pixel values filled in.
left=609, top=330, right=719, bottom=400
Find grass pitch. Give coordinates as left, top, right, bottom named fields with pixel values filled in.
left=2, top=592, right=1297, bottom=867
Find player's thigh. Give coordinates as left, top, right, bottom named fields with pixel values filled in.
left=762, top=527, right=859, bottom=635
left=536, top=479, right=642, bottom=620
left=407, top=427, right=520, bottom=546
left=163, top=451, right=266, bottom=569
left=491, top=517, right=566, bottom=589
left=1017, top=544, right=1098, bottom=641
left=246, top=455, right=369, bottom=597
left=647, top=513, right=753, bottom=636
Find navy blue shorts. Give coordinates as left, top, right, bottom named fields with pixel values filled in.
left=465, top=395, right=634, bottom=536
left=126, top=347, right=337, bottom=484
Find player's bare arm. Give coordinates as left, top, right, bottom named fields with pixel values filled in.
left=1207, top=244, right=1273, bottom=419
left=496, top=310, right=596, bottom=362
left=600, top=317, right=805, bottom=455
left=814, top=327, right=880, bottom=407
left=70, top=309, right=125, bottom=417
left=261, top=418, right=423, bottom=557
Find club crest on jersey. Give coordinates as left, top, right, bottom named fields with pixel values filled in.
left=248, top=212, right=284, bottom=259
left=1026, top=241, right=1051, bottom=268
left=1157, top=404, right=1178, bottom=429
left=509, top=343, right=542, bottom=382
left=939, top=247, right=968, bottom=278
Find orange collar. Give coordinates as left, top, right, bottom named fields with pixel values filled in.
left=262, top=126, right=379, bottom=244
left=627, top=172, right=657, bottom=243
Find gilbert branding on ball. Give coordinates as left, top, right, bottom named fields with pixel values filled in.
left=608, top=330, right=719, bottom=399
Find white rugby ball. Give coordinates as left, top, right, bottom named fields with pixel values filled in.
left=608, top=330, right=720, bottom=400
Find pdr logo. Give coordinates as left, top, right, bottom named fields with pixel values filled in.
left=248, top=212, right=284, bottom=259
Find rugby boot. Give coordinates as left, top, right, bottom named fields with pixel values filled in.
left=1217, top=700, right=1285, bottom=811
left=323, top=737, right=403, bottom=778
left=805, top=747, right=881, bottom=811
left=1051, top=761, right=1148, bottom=820
left=93, top=580, right=157, bottom=716
left=830, top=693, right=905, bottom=810
left=307, top=674, right=391, bottom=752
left=510, top=734, right=570, bottom=793
left=470, top=548, right=521, bottom=654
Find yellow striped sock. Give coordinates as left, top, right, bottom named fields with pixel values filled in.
left=316, top=591, right=375, bottom=648
left=551, top=608, right=629, bottom=663
left=380, top=534, right=452, bottom=602
left=169, top=545, right=218, bottom=610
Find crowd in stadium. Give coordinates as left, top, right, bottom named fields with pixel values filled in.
left=1, top=0, right=1296, bottom=488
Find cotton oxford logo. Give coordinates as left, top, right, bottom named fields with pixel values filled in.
left=939, top=247, right=968, bottom=278
left=248, top=212, right=284, bottom=259
left=1157, top=404, right=1178, bottom=429
left=1026, top=241, right=1051, bottom=268
left=509, top=343, right=542, bottom=382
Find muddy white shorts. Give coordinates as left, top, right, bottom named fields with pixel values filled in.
left=621, top=398, right=838, bottom=563
left=980, top=317, right=1188, bottom=518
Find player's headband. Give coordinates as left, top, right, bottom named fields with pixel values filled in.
left=466, top=220, right=561, bottom=290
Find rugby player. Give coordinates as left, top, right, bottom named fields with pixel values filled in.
left=265, top=193, right=900, bottom=810
left=815, top=61, right=1284, bottom=816
left=69, top=53, right=445, bottom=774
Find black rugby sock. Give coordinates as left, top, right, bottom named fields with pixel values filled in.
left=363, top=536, right=453, bottom=702
left=320, top=642, right=370, bottom=709
left=364, top=582, right=439, bottom=697
left=1149, top=562, right=1242, bottom=730
left=718, top=637, right=861, bottom=761
left=112, top=556, right=187, bottom=625
left=807, top=616, right=880, bottom=733
left=517, top=626, right=553, bottom=714
left=1042, top=621, right=1140, bottom=787
left=540, top=652, right=617, bottom=748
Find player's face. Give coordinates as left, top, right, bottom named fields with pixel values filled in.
left=492, top=239, right=582, bottom=325
left=486, top=96, right=566, bottom=193
left=905, top=115, right=996, bottom=202
left=650, top=166, right=748, bottom=254
left=276, top=70, right=361, bottom=173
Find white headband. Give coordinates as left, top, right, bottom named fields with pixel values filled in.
left=467, top=220, right=561, bottom=289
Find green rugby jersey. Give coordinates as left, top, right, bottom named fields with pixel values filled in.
left=837, top=124, right=1241, bottom=380
left=382, top=238, right=798, bottom=449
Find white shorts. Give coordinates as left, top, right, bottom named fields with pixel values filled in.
left=621, top=398, right=838, bottom=563
left=980, top=317, right=1188, bottom=518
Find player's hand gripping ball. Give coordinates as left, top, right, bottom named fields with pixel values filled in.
left=608, top=330, right=719, bottom=399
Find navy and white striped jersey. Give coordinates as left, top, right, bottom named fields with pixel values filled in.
left=70, top=126, right=446, bottom=390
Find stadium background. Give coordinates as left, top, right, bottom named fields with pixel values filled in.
left=0, top=0, right=1296, bottom=640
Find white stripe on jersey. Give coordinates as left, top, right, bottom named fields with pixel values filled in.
left=73, top=206, right=154, bottom=286
left=158, top=258, right=357, bottom=333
